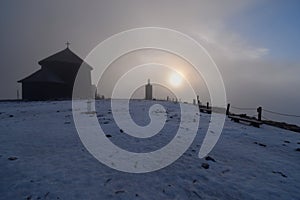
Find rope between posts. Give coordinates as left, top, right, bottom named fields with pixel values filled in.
left=262, top=115, right=270, bottom=121
left=263, top=109, right=300, bottom=118
left=231, top=106, right=256, bottom=111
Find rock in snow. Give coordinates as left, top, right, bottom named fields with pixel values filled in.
left=201, top=163, right=210, bottom=169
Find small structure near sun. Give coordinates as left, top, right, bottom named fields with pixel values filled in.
left=145, top=79, right=153, bottom=100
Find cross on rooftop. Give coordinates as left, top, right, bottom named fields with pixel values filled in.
left=65, top=41, right=70, bottom=48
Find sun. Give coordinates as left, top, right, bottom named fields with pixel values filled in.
left=169, top=72, right=183, bottom=87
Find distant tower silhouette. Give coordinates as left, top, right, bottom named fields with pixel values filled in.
left=145, top=79, right=153, bottom=100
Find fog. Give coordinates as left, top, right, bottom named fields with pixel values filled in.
left=0, top=0, right=299, bottom=125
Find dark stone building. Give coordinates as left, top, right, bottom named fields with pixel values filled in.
left=18, top=47, right=92, bottom=100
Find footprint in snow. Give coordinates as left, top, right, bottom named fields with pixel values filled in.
left=201, top=163, right=209, bottom=169
left=272, top=171, right=287, bottom=178
left=205, top=156, right=216, bottom=162
left=104, top=178, right=112, bottom=186
left=253, top=142, right=266, bottom=147
left=221, top=169, right=230, bottom=174
left=258, top=143, right=267, bottom=147
left=115, top=190, right=125, bottom=194
left=8, top=156, right=18, bottom=161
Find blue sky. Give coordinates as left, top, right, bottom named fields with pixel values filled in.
left=228, top=0, right=300, bottom=61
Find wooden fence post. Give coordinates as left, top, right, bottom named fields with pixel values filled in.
left=226, top=104, right=230, bottom=115
left=257, top=106, right=262, bottom=121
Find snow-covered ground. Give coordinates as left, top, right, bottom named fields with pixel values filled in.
left=0, top=100, right=299, bottom=200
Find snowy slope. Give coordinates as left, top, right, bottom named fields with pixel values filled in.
left=0, top=100, right=299, bottom=200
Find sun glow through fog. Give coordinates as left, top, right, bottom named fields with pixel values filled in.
left=169, top=72, right=183, bottom=87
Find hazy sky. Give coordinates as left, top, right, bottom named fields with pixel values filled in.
left=1, top=0, right=300, bottom=124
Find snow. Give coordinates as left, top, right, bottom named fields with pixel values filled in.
left=0, top=100, right=299, bottom=200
